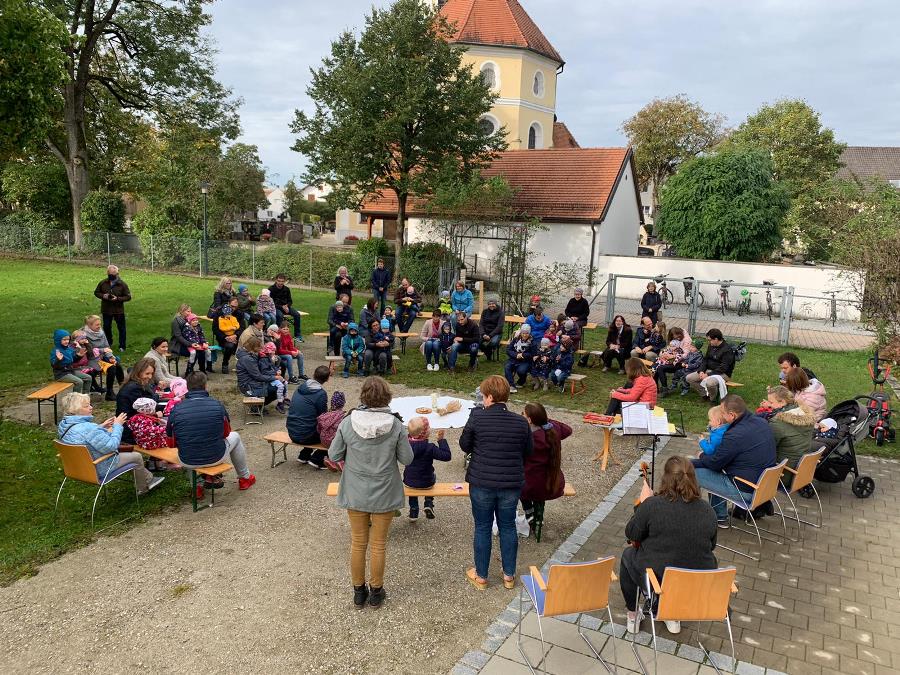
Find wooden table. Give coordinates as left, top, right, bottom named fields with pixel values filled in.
left=589, top=414, right=621, bottom=472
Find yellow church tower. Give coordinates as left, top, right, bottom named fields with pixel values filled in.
left=434, top=0, right=566, bottom=150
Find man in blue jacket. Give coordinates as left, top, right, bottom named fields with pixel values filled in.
left=370, top=258, right=392, bottom=316
left=287, top=365, right=331, bottom=468
left=692, top=395, right=776, bottom=526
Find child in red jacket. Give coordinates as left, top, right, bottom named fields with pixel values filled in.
left=275, top=322, right=303, bottom=383
left=605, top=358, right=658, bottom=416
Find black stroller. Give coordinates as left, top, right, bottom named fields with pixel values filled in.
left=804, top=398, right=875, bottom=498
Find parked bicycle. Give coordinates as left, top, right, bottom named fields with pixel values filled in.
left=762, top=279, right=776, bottom=320
left=682, top=276, right=704, bottom=307
left=718, top=280, right=733, bottom=316
left=825, top=290, right=838, bottom=327
left=653, top=274, right=674, bottom=309
left=736, top=289, right=756, bottom=316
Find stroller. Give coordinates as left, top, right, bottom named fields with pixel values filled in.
left=805, top=398, right=875, bottom=498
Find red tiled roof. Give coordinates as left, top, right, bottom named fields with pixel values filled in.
left=360, top=148, right=631, bottom=223
left=440, top=0, right=563, bottom=65
left=552, top=121, right=580, bottom=149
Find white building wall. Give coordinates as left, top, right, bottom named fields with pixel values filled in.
left=597, top=162, right=641, bottom=257
left=301, top=183, right=332, bottom=202
left=258, top=187, right=285, bottom=221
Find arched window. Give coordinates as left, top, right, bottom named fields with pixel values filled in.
left=480, top=62, right=498, bottom=91
left=532, top=70, right=545, bottom=97
left=527, top=122, right=543, bottom=149
left=479, top=116, right=497, bottom=136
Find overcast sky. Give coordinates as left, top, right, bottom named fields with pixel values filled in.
left=205, top=0, right=900, bottom=186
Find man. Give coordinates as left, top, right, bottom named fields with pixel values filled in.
left=777, top=352, right=817, bottom=383
left=692, top=395, right=776, bottom=526
left=685, top=328, right=735, bottom=400
left=287, top=365, right=331, bottom=468
left=93, top=264, right=131, bottom=351
left=396, top=285, right=421, bottom=333
left=393, top=277, right=411, bottom=305
left=630, top=316, right=663, bottom=361
left=269, top=274, right=304, bottom=342
left=479, top=299, right=505, bottom=361
left=167, top=372, right=256, bottom=492
left=523, top=304, right=551, bottom=341
left=370, top=258, right=392, bottom=316
left=449, top=312, right=480, bottom=373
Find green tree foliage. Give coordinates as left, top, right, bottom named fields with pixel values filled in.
left=0, top=1, right=68, bottom=158
left=291, top=0, right=506, bottom=266
left=783, top=178, right=862, bottom=261
left=0, top=159, right=71, bottom=224
left=80, top=189, right=125, bottom=232
left=621, top=94, right=725, bottom=213
left=656, top=150, right=790, bottom=261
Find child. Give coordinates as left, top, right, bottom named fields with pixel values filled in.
left=259, top=342, right=289, bottom=413
left=341, top=322, right=365, bottom=378
left=403, top=417, right=451, bottom=520
left=128, top=398, right=169, bottom=450
left=163, top=377, right=188, bottom=417
left=236, top=284, right=255, bottom=322
left=531, top=337, right=555, bottom=391
left=181, top=313, right=209, bottom=375
left=815, top=417, right=838, bottom=439
left=545, top=320, right=560, bottom=347
left=437, top=320, right=455, bottom=368
left=320, top=392, right=348, bottom=472
left=551, top=335, right=575, bottom=392
left=676, top=343, right=704, bottom=396
left=275, top=322, right=303, bottom=383
left=560, top=318, right=581, bottom=351
left=699, top=406, right=731, bottom=455
left=438, top=290, right=452, bottom=318
left=255, top=288, right=277, bottom=326
left=381, top=306, right=397, bottom=332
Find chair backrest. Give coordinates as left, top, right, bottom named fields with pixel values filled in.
left=788, top=448, right=825, bottom=493
left=655, top=567, right=736, bottom=622
left=543, top=556, right=616, bottom=617
left=54, top=440, right=101, bottom=485
left=749, top=460, right=788, bottom=509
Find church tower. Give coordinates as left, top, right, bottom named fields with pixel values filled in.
left=435, top=0, right=564, bottom=149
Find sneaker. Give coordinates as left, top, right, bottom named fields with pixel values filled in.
left=617, top=369, right=625, bottom=374
left=717, top=519, right=731, bottom=529
left=221, top=365, right=229, bottom=374
left=323, top=459, right=341, bottom=472
left=238, top=474, right=256, bottom=490
left=275, top=402, right=287, bottom=414
left=105, top=393, right=116, bottom=402
left=353, top=584, right=369, bottom=609
left=601, top=366, right=609, bottom=372
left=433, top=364, right=439, bottom=372
left=468, top=365, right=477, bottom=373
left=294, top=336, right=304, bottom=344
left=424, top=506, right=435, bottom=520
left=532, top=380, right=539, bottom=391
left=626, top=607, right=644, bottom=634
left=342, top=371, right=349, bottom=379
left=307, top=460, right=326, bottom=470
left=203, top=477, right=225, bottom=489
left=143, top=476, right=165, bottom=493
left=297, top=448, right=313, bottom=463
left=408, top=510, right=419, bottom=521
left=119, top=347, right=126, bottom=353
left=542, top=381, right=549, bottom=392
left=680, top=388, right=690, bottom=397
left=509, top=386, right=518, bottom=394
left=664, top=620, right=682, bottom=634
left=289, top=377, right=301, bottom=384
left=368, top=586, right=386, bottom=608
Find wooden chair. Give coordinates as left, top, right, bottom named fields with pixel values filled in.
left=53, top=440, right=140, bottom=527
left=635, top=567, right=739, bottom=675
left=707, top=460, right=788, bottom=561
left=519, top=556, right=618, bottom=674
left=777, top=448, right=825, bottom=538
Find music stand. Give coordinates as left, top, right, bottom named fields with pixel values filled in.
left=621, top=403, right=686, bottom=487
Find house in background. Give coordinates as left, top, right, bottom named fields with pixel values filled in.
left=258, top=186, right=285, bottom=221
left=300, top=182, right=332, bottom=202
left=837, top=146, right=900, bottom=188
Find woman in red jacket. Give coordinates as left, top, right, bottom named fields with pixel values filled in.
left=605, top=358, right=658, bottom=415
left=520, top=402, right=571, bottom=531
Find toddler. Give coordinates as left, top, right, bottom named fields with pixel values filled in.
left=699, top=406, right=731, bottom=455
left=275, top=322, right=303, bottom=382
left=181, top=313, right=209, bottom=375
left=321, top=392, right=348, bottom=472
left=163, top=378, right=188, bottom=417
left=437, top=321, right=455, bottom=368
left=403, top=417, right=451, bottom=520
left=531, top=337, right=555, bottom=391
left=676, top=343, right=704, bottom=395
left=340, top=322, right=365, bottom=378
left=259, top=342, right=288, bottom=413
left=815, top=417, right=838, bottom=439
left=128, top=397, right=169, bottom=450
left=550, top=335, right=575, bottom=392
left=236, top=283, right=255, bottom=321
left=255, top=288, right=277, bottom=325
left=381, top=306, right=397, bottom=332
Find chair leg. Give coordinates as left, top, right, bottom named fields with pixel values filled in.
left=517, top=587, right=541, bottom=674
left=577, top=610, right=615, bottom=674
left=632, top=585, right=651, bottom=675
left=725, top=614, right=736, bottom=674
left=91, top=484, right=105, bottom=529
left=54, top=477, right=68, bottom=516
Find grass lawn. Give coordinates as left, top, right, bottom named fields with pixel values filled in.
left=0, top=258, right=336, bottom=395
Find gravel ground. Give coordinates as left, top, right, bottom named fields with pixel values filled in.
left=0, top=341, right=641, bottom=674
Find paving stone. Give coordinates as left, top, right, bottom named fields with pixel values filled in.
left=450, top=664, right=478, bottom=675
left=736, top=662, right=767, bottom=675
left=460, top=651, right=490, bottom=669
left=479, top=655, right=534, bottom=674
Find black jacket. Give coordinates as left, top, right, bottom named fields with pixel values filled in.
left=328, top=305, right=353, bottom=329
left=641, top=291, right=662, bottom=321
left=94, top=277, right=132, bottom=316
left=702, top=341, right=735, bottom=377
left=633, top=328, right=663, bottom=351
left=115, top=381, right=158, bottom=443
left=371, top=267, right=392, bottom=292
left=334, top=275, right=354, bottom=299
left=171, top=315, right=192, bottom=355
left=507, top=336, right=536, bottom=362
left=286, top=379, right=327, bottom=443
left=692, top=411, right=776, bottom=484
left=605, top=325, right=633, bottom=349
left=166, top=390, right=230, bottom=466
left=564, top=297, right=590, bottom=323
left=479, top=306, right=505, bottom=338
left=460, top=403, right=533, bottom=490
left=236, top=349, right=274, bottom=394
left=268, top=283, right=293, bottom=308
left=453, top=319, right=480, bottom=345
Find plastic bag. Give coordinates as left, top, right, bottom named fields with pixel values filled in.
left=492, top=511, right=530, bottom=538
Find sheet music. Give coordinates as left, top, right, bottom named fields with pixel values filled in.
left=649, top=411, right=670, bottom=435
left=622, top=403, right=650, bottom=434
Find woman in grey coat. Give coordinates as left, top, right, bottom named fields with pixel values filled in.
left=328, top=376, right=413, bottom=610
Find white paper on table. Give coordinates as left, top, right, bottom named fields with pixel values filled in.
left=649, top=412, right=670, bottom=435
left=389, top=395, right=475, bottom=429
left=622, top=402, right=650, bottom=434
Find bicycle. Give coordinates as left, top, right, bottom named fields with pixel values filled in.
left=718, top=280, right=733, bottom=316
left=653, top=274, right=674, bottom=308
left=825, top=290, right=837, bottom=327
left=682, top=276, right=704, bottom=308
left=762, top=279, right=775, bottom=320
left=736, top=289, right=756, bottom=316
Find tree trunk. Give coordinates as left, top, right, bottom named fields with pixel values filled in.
left=395, top=191, right=407, bottom=277
left=61, top=82, right=91, bottom=247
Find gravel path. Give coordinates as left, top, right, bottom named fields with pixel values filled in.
left=1, top=344, right=641, bottom=674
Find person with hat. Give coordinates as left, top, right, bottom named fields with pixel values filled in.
left=479, top=299, right=505, bottom=361
left=127, top=397, right=170, bottom=452
left=235, top=284, right=255, bottom=322
left=341, top=323, right=366, bottom=378
left=327, top=299, right=353, bottom=357
left=524, top=304, right=551, bottom=341
left=448, top=312, right=480, bottom=373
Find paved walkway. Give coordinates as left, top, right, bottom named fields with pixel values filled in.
left=453, top=438, right=900, bottom=675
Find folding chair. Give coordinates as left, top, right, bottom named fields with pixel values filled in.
left=633, top=566, right=738, bottom=675
left=53, top=440, right=140, bottom=528
left=777, top=448, right=825, bottom=540
left=707, top=460, right=788, bottom=561
left=519, top=556, right=618, bottom=674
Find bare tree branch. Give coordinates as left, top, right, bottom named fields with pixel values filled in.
left=45, top=138, right=66, bottom=163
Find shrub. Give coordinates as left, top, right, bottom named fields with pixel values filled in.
left=348, top=237, right=391, bottom=286
left=399, top=242, right=446, bottom=300
left=80, top=189, right=125, bottom=232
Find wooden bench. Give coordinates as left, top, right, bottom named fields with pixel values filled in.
left=566, top=373, right=587, bottom=398
left=325, top=355, right=344, bottom=374
left=28, top=381, right=74, bottom=425
left=135, top=446, right=232, bottom=512
left=242, top=397, right=266, bottom=425
left=263, top=430, right=329, bottom=468
left=312, top=331, right=332, bottom=354
left=393, top=332, right=417, bottom=354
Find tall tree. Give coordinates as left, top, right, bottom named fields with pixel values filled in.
left=290, top=0, right=506, bottom=265
left=723, top=99, right=845, bottom=197
left=656, top=149, right=790, bottom=262
left=621, top=94, right=725, bottom=216
left=40, top=0, right=238, bottom=244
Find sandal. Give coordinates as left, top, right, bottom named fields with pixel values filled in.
left=466, top=568, right=487, bottom=591
left=503, top=575, right=516, bottom=590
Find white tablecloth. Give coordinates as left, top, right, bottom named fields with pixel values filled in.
left=390, top=395, right=475, bottom=429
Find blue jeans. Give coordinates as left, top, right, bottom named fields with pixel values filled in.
left=481, top=334, right=502, bottom=360
left=344, top=353, right=364, bottom=373
left=279, top=354, right=304, bottom=379
left=275, top=307, right=303, bottom=337
left=694, top=467, right=755, bottom=520
left=470, top=486, right=520, bottom=579
left=397, top=305, right=418, bottom=332
left=423, top=339, right=441, bottom=365
left=449, top=341, right=478, bottom=368
left=374, top=289, right=388, bottom=316
left=504, top=359, right=530, bottom=386
left=550, top=369, right=569, bottom=387
left=261, top=312, right=277, bottom=327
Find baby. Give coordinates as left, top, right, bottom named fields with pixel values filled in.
left=403, top=417, right=451, bottom=520
left=255, top=288, right=277, bottom=325
left=259, top=342, right=288, bottom=412
left=815, top=417, right=838, bottom=439
left=698, top=406, right=730, bottom=455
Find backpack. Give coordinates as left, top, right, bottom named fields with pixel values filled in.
left=733, top=341, right=748, bottom=363
left=316, top=410, right=346, bottom=448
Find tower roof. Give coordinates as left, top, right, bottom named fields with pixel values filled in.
left=439, top=0, right=563, bottom=65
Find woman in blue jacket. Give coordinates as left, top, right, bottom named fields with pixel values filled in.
left=450, top=281, right=474, bottom=327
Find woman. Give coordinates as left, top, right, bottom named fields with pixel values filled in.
left=239, top=314, right=267, bottom=350
left=334, top=266, right=354, bottom=301
left=564, top=287, right=590, bottom=328
left=328, top=376, right=413, bottom=609
left=459, top=375, right=533, bottom=591
left=620, top=456, right=718, bottom=635
left=600, top=315, right=633, bottom=373
left=761, top=386, right=817, bottom=468
left=170, top=304, right=194, bottom=357
left=521, top=403, right=571, bottom=530
left=50, top=329, right=92, bottom=394
left=213, top=299, right=244, bottom=374
left=419, top=309, right=444, bottom=371
left=450, top=280, right=474, bottom=328
left=143, top=337, right=174, bottom=388
left=641, top=281, right=663, bottom=325
left=115, top=357, right=160, bottom=444
left=210, top=277, right=234, bottom=317
left=359, top=298, right=378, bottom=338
left=58, top=393, right=163, bottom=494
left=785, top=369, right=827, bottom=421
left=236, top=336, right=281, bottom=407
left=605, top=357, right=658, bottom=415
left=82, top=314, right=125, bottom=401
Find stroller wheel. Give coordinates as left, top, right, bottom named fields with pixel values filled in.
left=798, top=485, right=815, bottom=499
left=852, top=475, right=875, bottom=499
